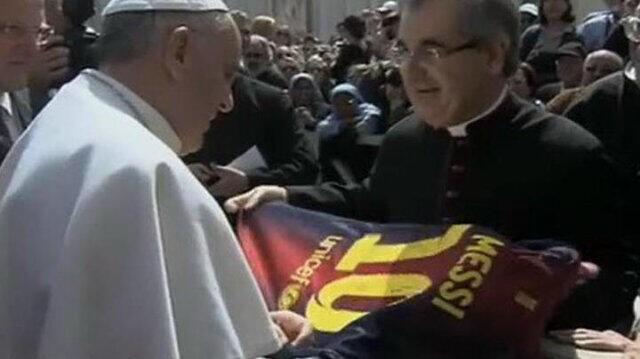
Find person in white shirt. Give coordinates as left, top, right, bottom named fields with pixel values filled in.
left=0, top=0, right=310, bottom=358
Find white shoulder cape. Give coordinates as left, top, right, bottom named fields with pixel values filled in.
left=0, top=73, right=281, bottom=359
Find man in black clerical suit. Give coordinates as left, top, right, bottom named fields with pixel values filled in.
left=184, top=74, right=319, bottom=198
left=227, top=0, right=639, bottom=330
left=565, top=3, right=640, bottom=176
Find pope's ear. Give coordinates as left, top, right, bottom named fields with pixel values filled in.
left=163, top=26, right=192, bottom=80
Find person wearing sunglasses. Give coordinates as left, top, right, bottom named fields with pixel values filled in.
left=565, top=1, right=640, bottom=176
left=227, top=0, right=640, bottom=332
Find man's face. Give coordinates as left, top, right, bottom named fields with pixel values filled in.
left=238, top=26, right=251, bottom=51
left=398, top=0, right=500, bottom=128
left=275, top=46, right=296, bottom=61
left=244, top=38, right=270, bottom=75
left=277, top=57, right=300, bottom=82
left=582, top=53, right=622, bottom=85
left=306, top=58, right=327, bottom=81
left=274, top=27, right=291, bottom=46
left=556, top=55, right=584, bottom=88
left=183, top=15, right=240, bottom=152
left=0, top=0, right=42, bottom=91
left=543, top=0, right=569, bottom=22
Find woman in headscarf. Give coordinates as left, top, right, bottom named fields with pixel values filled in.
left=317, top=83, right=382, bottom=140
left=289, top=73, right=332, bottom=130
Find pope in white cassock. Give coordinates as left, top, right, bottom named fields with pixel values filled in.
left=0, top=0, right=293, bottom=358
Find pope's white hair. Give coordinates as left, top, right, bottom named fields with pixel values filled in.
left=96, top=10, right=232, bottom=64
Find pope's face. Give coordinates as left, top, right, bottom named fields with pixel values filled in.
left=0, top=0, right=42, bottom=91
left=182, top=14, right=240, bottom=153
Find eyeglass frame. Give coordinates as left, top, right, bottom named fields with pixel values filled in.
left=390, top=39, right=480, bottom=68
left=621, top=15, right=640, bottom=43
left=0, top=22, right=53, bottom=40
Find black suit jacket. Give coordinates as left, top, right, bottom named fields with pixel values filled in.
left=564, top=71, right=640, bottom=175
left=256, top=66, right=289, bottom=90
left=185, top=75, right=319, bottom=187
left=289, top=92, right=633, bottom=238
left=0, top=91, right=32, bottom=165
left=287, top=92, right=639, bottom=328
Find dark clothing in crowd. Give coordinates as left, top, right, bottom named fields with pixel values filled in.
left=185, top=75, right=319, bottom=187
left=331, top=43, right=371, bottom=84
left=546, top=87, right=584, bottom=115
left=285, top=92, right=639, bottom=329
left=31, top=27, right=100, bottom=116
left=386, top=103, right=413, bottom=129
left=565, top=71, right=640, bottom=175
left=257, top=66, right=290, bottom=90
left=536, top=82, right=564, bottom=104
left=0, top=137, right=10, bottom=165
left=520, top=25, right=582, bottom=86
left=0, top=92, right=32, bottom=166
left=604, top=23, right=631, bottom=60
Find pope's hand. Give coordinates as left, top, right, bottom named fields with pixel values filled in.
left=208, top=165, right=249, bottom=198
left=270, top=310, right=314, bottom=347
left=224, top=185, right=288, bottom=214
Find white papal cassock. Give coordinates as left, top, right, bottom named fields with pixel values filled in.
left=0, top=70, right=282, bottom=359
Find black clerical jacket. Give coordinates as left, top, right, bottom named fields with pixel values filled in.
left=287, top=92, right=639, bottom=328
left=185, top=75, right=319, bottom=187
left=565, top=71, right=640, bottom=175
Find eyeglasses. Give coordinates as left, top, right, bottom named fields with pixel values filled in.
left=390, top=39, right=479, bottom=68
left=621, top=16, right=640, bottom=43
left=0, top=23, right=53, bottom=40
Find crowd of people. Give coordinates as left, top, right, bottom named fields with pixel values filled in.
left=187, top=0, right=640, bottom=189
left=1, top=0, right=640, bottom=357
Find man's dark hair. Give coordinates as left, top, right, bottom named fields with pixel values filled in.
left=539, top=0, right=576, bottom=25
left=340, top=15, right=367, bottom=40
left=401, top=0, right=520, bottom=76
left=62, top=0, right=95, bottom=27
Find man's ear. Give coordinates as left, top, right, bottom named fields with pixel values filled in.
left=483, top=35, right=509, bottom=76
left=163, top=26, right=192, bottom=80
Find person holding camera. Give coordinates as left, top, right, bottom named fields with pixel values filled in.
left=28, top=0, right=99, bottom=115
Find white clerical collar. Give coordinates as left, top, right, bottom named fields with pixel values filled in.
left=83, top=69, right=183, bottom=154
left=447, top=87, right=509, bottom=138
left=0, top=92, right=13, bottom=117
left=625, top=62, right=637, bottom=83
